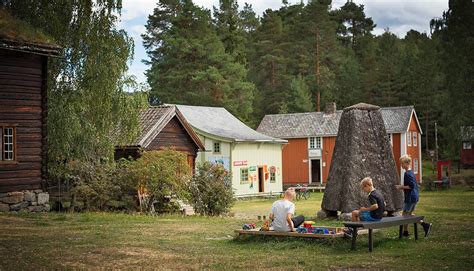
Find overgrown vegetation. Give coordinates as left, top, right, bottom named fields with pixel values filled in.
left=188, top=162, right=235, bottom=216
left=126, top=150, right=191, bottom=213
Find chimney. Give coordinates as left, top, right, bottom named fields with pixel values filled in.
left=324, top=102, right=336, bottom=114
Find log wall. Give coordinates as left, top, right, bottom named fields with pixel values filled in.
left=0, top=49, right=47, bottom=193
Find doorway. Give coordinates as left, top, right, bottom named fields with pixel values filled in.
left=258, top=167, right=264, bottom=192
left=310, top=159, right=321, bottom=184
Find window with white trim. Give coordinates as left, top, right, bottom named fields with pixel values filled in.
left=213, top=142, right=220, bottom=153
left=1, top=126, right=16, bottom=161
left=407, top=132, right=412, bottom=146
left=388, top=133, right=392, bottom=146
left=240, top=168, right=249, bottom=184
left=414, top=159, right=419, bottom=174
left=310, top=137, right=322, bottom=149
left=270, top=172, right=276, bottom=183
left=463, top=142, right=472, bottom=150
left=413, top=132, right=417, bottom=146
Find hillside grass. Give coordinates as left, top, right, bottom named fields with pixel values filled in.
left=0, top=187, right=473, bottom=270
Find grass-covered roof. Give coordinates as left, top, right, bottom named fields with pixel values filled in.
left=0, top=8, right=61, bottom=56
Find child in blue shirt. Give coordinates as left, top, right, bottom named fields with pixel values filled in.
left=396, top=155, right=432, bottom=237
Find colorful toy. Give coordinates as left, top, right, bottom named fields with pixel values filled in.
left=242, top=223, right=256, bottom=230
left=260, top=220, right=271, bottom=231
left=303, top=221, right=315, bottom=228
left=296, top=226, right=307, bottom=233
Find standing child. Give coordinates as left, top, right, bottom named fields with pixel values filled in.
left=396, top=155, right=432, bottom=237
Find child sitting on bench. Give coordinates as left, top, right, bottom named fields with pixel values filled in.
left=269, top=188, right=305, bottom=232
left=351, top=177, right=385, bottom=222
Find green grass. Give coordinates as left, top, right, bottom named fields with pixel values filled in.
left=1, top=188, right=473, bottom=270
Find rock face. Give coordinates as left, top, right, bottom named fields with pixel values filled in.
left=321, top=103, right=404, bottom=214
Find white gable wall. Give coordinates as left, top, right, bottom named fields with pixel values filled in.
left=231, top=143, right=283, bottom=195
left=196, top=134, right=231, bottom=169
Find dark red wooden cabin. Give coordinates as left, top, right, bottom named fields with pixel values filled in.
left=115, top=105, right=205, bottom=173
left=460, top=126, right=474, bottom=167
left=0, top=13, right=61, bottom=193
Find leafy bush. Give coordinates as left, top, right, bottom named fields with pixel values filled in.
left=188, top=162, right=235, bottom=216
left=65, top=160, right=122, bottom=211
left=126, top=150, right=191, bottom=213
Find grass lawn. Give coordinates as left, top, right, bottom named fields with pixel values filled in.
left=1, top=187, right=473, bottom=270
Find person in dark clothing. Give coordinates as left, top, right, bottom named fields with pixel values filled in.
left=351, top=177, right=385, bottom=222
left=396, top=155, right=432, bottom=237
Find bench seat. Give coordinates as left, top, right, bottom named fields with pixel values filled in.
left=344, top=215, right=424, bottom=252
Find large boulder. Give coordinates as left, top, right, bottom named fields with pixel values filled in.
left=321, top=103, right=403, bottom=214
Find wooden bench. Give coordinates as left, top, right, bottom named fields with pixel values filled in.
left=344, top=215, right=424, bottom=252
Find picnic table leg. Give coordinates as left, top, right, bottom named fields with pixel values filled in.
left=368, top=229, right=373, bottom=252
left=399, top=225, right=403, bottom=239
left=414, top=223, right=418, bottom=240
left=351, top=227, right=358, bottom=250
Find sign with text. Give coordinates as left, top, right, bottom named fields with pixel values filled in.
left=233, top=160, right=248, bottom=166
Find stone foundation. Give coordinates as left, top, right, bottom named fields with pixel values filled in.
left=0, top=190, right=50, bottom=212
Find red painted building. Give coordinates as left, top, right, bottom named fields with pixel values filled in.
left=460, top=126, right=474, bottom=167
left=258, top=104, right=423, bottom=185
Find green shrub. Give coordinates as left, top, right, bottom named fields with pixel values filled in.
left=126, top=150, right=191, bottom=213
left=188, top=162, right=235, bottom=216
left=65, top=160, right=121, bottom=211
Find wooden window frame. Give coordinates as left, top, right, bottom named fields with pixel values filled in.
left=407, top=132, right=412, bottom=146
left=309, top=137, right=315, bottom=149
left=315, top=137, right=321, bottom=149
left=213, top=142, right=221, bottom=154
left=270, top=172, right=276, bottom=183
left=413, top=132, right=417, bottom=147
left=0, top=124, right=17, bottom=163
left=240, top=168, right=249, bottom=184
left=414, top=159, right=419, bottom=174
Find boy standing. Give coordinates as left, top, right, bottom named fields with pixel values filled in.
left=396, top=155, right=432, bottom=237
left=351, top=177, right=385, bottom=222
left=269, top=188, right=305, bottom=232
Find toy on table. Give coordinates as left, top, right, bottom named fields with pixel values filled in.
left=242, top=223, right=256, bottom=230
left=260, top=220, right=271, bottom=231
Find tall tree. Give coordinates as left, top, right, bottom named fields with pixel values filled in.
left=143, top=0, right=255, bottom=123
left=333, top=0, right=376, bottom=49
left=431, top=0, right=474, bottom=158
left=1, top=0, right=145, bottom=178
left=213, top=0, right=246, bottom=64
left=288, top=75, right=314, bottom=113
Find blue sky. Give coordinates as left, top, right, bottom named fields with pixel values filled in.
left=117, top=0, right=448, bottom=86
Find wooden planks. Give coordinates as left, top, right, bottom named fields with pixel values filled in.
left=0, top=49, right=45, bottom=192
left=235, top=227, right=346, bottom=239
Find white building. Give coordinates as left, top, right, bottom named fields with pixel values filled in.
left=176, top=105, right=287, bottom=196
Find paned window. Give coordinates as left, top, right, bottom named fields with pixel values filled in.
left=407, top=132, right=412, bottom=146
left=413, top=132, right=417, bottom=147
left=1, top=126, right=16, bottom=161
left=414, top=159, right=419, bottom=174
left=240, top=168, right=249, bottom=184
left=213, top=142, right=220, bottom=153
left=270, top=172, right=276, bottom=183
left=309, top=137, right=321, bottom=149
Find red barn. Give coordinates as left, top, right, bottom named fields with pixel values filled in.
left=257, top=103, right=423, bottom=186
left=0, top=10, right=61, bottom=211
left=460, top=126, right=474, bottom=167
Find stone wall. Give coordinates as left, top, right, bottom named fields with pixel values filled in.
left=0, top=190, right=50, bottom=212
